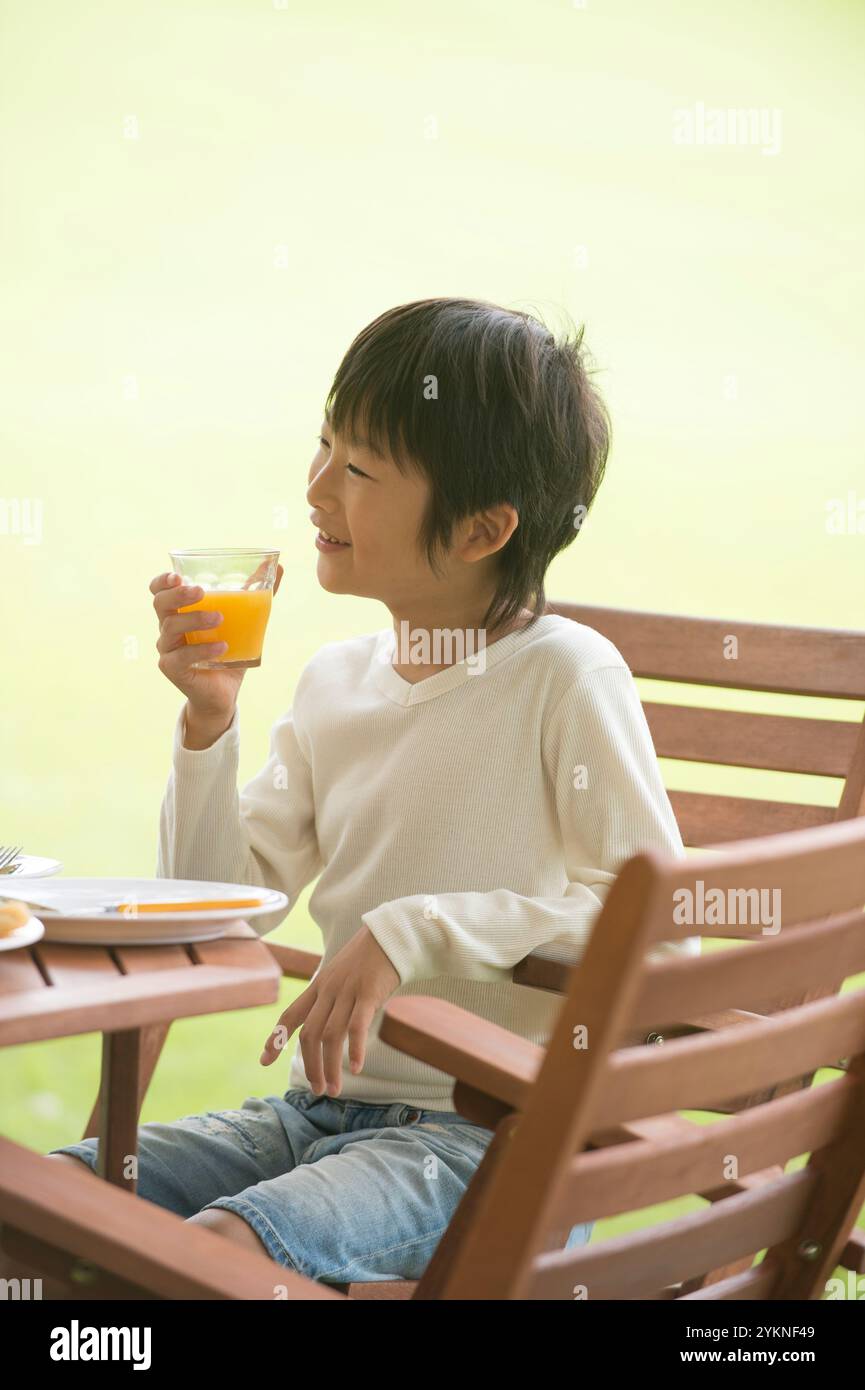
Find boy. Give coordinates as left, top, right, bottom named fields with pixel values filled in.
left=47, top=297, right=698, bottom=1288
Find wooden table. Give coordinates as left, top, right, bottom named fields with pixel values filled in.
left=0, top=921, right=282, bottom=1191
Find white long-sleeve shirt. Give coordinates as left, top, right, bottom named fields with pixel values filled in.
left=157, top=613, right=699, bottom=1110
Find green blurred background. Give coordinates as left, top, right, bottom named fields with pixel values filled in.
left=2, top=0, right=863, bottom=1288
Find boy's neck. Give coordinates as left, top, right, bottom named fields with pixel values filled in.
left=387, top=603, right=535, bottom=684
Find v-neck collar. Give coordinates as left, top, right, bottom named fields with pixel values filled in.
left=369, top=614, right=567, bottom=707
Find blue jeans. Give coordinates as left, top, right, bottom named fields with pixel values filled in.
left=50, top=1088, right=593, bottom=1285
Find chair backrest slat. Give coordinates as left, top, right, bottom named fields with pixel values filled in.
left=669, top=790, right=835, bottom=846
left=644, top=702, right=860, bottom=776
left=558, top=1073, right=856, bottom=1224
left=633, top=908, right=865, bottom=1027
left=546, top=603, right=865, bottom=698
left=641, top=814, right=865, bottom=936
left=531, top=1169, right=818, bottom=1300
left=595, top=989, right=865, bottom=1127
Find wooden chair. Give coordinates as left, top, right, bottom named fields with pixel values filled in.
left=3, top=815, right=864, bottom=1299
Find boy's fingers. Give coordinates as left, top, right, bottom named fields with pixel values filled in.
left=150, top=571, right=183, bottom=599
left=298, top=991, right=336, bottom=1094
left=259, top=1002, right=300, bottom=1064
left=260, top=1020, right=289, bottom=1062
left=320, top=999, right=354, bottom=1095
left=152, top=578, right=201, bottom=621
left=258, top=1028, right=283, bottom=1065
left=347, top=1000, right=375, bottom=1075
left=260, top=986, right=316, bottom=1065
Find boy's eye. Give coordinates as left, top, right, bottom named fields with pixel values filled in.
left=317, top=434, right=370, bottom=479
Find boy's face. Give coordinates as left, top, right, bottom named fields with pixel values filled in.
left=306, top=411, right=444, bottom=610
left=306, top=406, right=519, bottom=621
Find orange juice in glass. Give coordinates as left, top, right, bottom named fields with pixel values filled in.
left=169, top=548, right=279, bottom=669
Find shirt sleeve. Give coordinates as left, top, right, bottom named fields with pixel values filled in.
left=360, top=665, right=701, bottom=985
left=157, top=702, right=322, bottom=936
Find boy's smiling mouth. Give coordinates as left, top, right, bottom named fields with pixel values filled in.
left=315, top=526, right=352, bottom=551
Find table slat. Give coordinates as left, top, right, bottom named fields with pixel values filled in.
left=0, top=948, right=47, bottom=996
left=35, top=943, right=123, bottom=988
left=114, top=943, right=191, bottom=974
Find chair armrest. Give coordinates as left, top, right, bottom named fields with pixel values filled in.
left=514, top=953, right=765, bottom=1031
left=625, top=1009, right=770, bottom=1047
left=676, top=1009, right=768, bottom=1032
left=511, top=952, right=570, bottom=992
left=513, top=946, right=768, bottom=1046
left=379, top=996, right=541, bottom=1110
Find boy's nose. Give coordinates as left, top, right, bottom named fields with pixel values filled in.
left=307, top=463, right=338, bottom=502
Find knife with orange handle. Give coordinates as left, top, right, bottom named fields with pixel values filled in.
left=0, top=894, right=267, bottom=917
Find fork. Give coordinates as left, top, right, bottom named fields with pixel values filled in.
left=0, top=845, right=23, bottom=873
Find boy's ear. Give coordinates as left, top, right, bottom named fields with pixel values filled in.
left=460, top=503, right=519, bottom=560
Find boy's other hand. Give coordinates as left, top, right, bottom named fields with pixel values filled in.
left=258, top=925, right=400, bottom=1096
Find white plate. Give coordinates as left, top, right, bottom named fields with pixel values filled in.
left=0, top=913, right=45, bottom=951
left=0, top=855, right=63, bottom=879
left=39, top=920, right=236, bottom=946
left=0, top=877, right=288, bottom=945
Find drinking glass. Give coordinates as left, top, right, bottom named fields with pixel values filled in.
left=169, top=547, right=280, bottom=669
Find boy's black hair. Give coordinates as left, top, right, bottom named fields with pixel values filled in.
left=323, top=297, right=611, bottom=634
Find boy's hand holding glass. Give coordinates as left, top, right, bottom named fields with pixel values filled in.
left=152, top=549, right=283, bottom=734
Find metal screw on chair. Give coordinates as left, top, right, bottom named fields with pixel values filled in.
left=69, top=1259, right=99, bottom=1285
left=645, top=1032, right=665, bottom=1046
left=797, top=1239, right=822, bottom=1261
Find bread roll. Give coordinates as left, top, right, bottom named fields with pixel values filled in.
left=0, top=899, right=32, bottom=936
